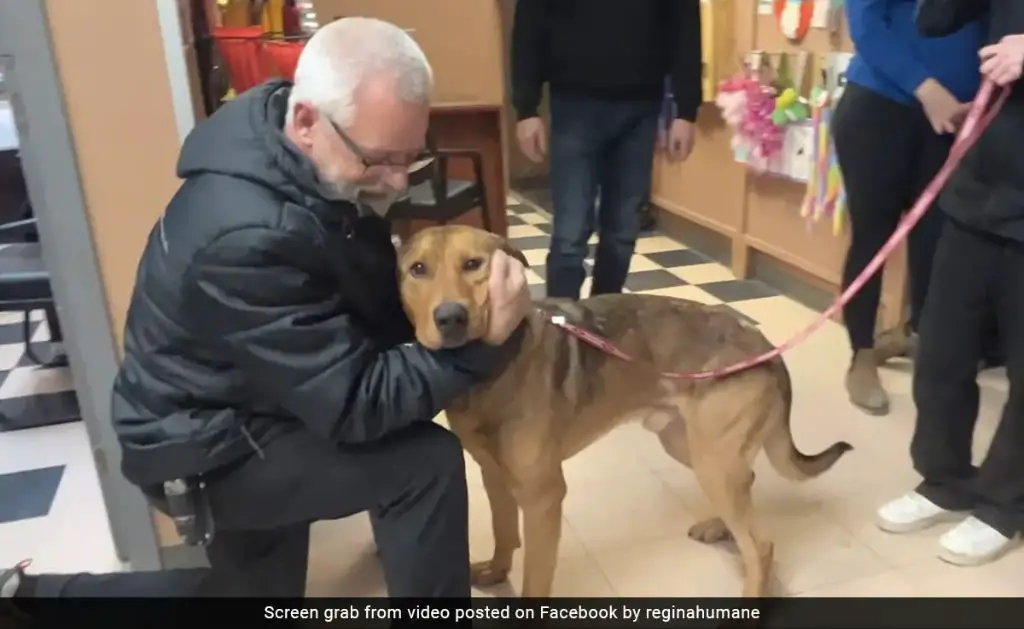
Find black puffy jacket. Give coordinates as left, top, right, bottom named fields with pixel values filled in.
left=921, top=0, right=1024, bottom=241
left=112, top=81, right=513, bottom=486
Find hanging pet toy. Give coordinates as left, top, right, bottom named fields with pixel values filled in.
left=772, top=87, right=811, bottom=125
left=774, top=0, right=815, bottom=42
left=826, top=144, right=848, bottom=236
left=801, top=86, right=836, bottom=225
left=799, top=85, right=847, bottom=235
left=716, top=69, right=785, bottom=173
left=800, top=86, right=828, bottom=223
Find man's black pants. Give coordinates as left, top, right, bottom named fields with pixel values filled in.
left=912, top=219, right=1024, bottom=537
left=25, top=422, right=470, bottom=598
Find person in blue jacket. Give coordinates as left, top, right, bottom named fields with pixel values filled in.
left=832, top=0, right=984, bottom=415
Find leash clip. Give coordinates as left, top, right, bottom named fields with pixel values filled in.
left=550, top=315, right=567, bottom=325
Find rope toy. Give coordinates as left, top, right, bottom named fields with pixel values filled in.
left=800, top=86, right=847, bottom=235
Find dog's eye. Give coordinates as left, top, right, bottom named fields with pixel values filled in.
left=409, top=262, right=428, bottom=277
left=462, top=257, right=484, bottom=272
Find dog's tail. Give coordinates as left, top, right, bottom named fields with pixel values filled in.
left=763, top=360, right=853, bottom=481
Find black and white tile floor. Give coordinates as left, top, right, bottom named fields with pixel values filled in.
left=505, top=194, right=782, bottom=324
left=0, top=311, right=117, bottom=572
left=0, top=311, right=81, bottom=434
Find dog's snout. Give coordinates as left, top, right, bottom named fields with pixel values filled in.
left=433, top=302, right=469, bottom=338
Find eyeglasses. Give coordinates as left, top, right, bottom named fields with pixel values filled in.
left=324, top=115, right=428, bottom=171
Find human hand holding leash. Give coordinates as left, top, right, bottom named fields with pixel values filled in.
left=516, top=117, right=547, bottom=163
left=484, top=250, right=530, bottom=345
left=915, top=78, right=969, bottom=134
left=981, top=34, right=1024, bottom=86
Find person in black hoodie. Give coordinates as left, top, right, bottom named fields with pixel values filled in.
left=1, top=17, right=530, bottom=607
left=511, top=0, right=702, bottom=300
left=876, top=0, right=1024, bottom=567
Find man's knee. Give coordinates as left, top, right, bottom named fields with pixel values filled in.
left=549, top=236, right=588, bottom=260
left=912, top=358, right=951, bottom=405
left=916, top=332, right=979, bottom=387
left=599, top=214, right=641, bottom=247
left=396, top=422, right=465, bottom=482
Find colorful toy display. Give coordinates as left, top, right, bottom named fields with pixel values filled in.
left=717, top=52, right=813, bottom=177
left=716, top=71, right=787, bottom=173
left=772, top=87, right=810, bottom=125
left=800, top=86, right=847, bottom=235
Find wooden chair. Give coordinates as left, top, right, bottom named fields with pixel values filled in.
left=389, top=133, right=492, bottom=233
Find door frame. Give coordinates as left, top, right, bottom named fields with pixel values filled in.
left=0, top=0, right=163, bottom=570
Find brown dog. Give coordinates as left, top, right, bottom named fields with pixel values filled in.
left=398, top=225, right=852, bottom=598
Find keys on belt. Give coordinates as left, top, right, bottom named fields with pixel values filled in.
left=162, top=478, right=215, bottom=547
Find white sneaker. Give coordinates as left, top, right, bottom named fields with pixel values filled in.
left=938, top=516, right=1020, bottom=566
left=875, top=491, right=967, bottom=534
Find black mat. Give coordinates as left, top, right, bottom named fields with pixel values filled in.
left=0, top=464, right=65, bottom=523
left=0, top=389, right=80, bottom=432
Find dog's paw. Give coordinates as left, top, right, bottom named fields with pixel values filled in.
left=688, top=517, right=733, bottom=544
left=470, top=560, right=510, bottom=587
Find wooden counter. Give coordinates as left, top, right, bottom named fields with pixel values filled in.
left=651, top=0, right=907, bottom=328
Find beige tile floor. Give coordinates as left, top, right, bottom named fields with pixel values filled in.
left=304, top=261, right=1020, bottom=599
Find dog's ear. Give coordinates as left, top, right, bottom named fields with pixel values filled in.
left=501, top=243, right=530, bottom=269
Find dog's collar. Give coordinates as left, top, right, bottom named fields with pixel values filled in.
left=543, top=309, right=635, bottom=364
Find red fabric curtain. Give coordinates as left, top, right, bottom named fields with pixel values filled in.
left=212, top=26, right=270, bottom=93
left=262, top=40, right=305, bottom=81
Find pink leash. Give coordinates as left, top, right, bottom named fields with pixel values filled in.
left=551, top=80, right=1012, bottom=381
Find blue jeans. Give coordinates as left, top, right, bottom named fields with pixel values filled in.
left=546, top=95, right=661, bottom=300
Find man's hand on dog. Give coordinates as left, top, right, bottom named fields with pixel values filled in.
left=484, top=250, right=531, bottom=345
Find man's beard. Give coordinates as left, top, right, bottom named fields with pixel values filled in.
left=359, top=191, right=399, bottom=217
left=317, top=175, right=400, bottom=217
left=317, top=176, right=360, bottom=202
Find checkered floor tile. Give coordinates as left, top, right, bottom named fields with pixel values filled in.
left=506, top=192, right=784, bottom=327
left=0, top=309, right=80, bottom=434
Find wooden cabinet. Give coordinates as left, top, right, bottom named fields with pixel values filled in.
left=311, top=0, right=505, bottom=105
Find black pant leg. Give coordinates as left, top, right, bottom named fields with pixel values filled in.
left=972, top=239, right=1024, bottom=537
left=912, top=221, right=1000, bottom=510
left=22, top=568, right=212, bottom=597
left=205, top=422, right=470, bottom=598
left=13, top=568, right=214, bottom=628
left=832, top=84, right=922, bottom=350
left=204, top=524, right=310, bottom=597
left=905, top=130, right=953, bottom=334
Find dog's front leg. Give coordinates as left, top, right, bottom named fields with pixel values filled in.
left=516, top=474, right=567, bottom=598
left=471, top=466, right=520, bottom=587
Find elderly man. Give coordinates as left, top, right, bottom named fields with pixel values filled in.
left=2, top=17, right=528, bottom=608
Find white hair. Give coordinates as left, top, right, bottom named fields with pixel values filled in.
left=286, top=17, right=433, bottom=126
